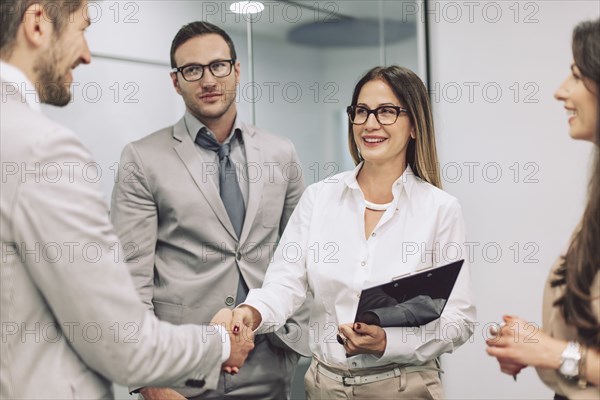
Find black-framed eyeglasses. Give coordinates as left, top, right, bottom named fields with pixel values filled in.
left=172, top=59, right=235, bottom=82
left=346, top=105, right=409, bottom=125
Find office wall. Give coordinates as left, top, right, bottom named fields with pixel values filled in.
left=251, top=34, right=327, bottom=175
left=428, top=1, right=599, bottom=399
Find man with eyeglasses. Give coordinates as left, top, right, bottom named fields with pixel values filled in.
left=110, top=21, right=309, bottom=400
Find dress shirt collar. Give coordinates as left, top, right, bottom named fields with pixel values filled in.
left=0, top=61, right=41, bottom=113
left=184, top=110, right=243, bottom=145
left=344, top=162, right=417, bottom=199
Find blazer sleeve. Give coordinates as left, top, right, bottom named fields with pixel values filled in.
left=12, top=128, right=222, bottom=389
left=110, top=142, right=158, bottom=311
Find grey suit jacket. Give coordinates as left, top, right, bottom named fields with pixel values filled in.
left=110, top=117, right=311, bottom=357
left=0, top=85, right=223, bottom=399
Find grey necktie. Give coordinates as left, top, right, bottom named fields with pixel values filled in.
left=195, top=128, right=248, bottom=305
left=195, top=127, right=246, bottom=238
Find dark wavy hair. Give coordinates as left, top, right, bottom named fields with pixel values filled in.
left=552, top=18, right=600, bottom=348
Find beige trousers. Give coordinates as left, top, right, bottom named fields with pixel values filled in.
left=304, top=359, right=443, bottom=400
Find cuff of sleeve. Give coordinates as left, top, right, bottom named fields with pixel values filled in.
left=378, top=327, right=421, bottom=365
left=215, top=325, right=230, bottom=363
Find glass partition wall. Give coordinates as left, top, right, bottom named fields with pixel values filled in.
left=45, top=0, right=425, bottom=190
left=222, top=0, right=424, bottom=181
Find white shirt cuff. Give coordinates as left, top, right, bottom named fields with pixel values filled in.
left=215, top=325, right=230, bottom=363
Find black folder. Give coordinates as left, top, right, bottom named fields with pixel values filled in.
left=353, top=259, right=464, bottom=328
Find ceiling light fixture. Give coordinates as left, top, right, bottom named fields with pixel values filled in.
left=230, top=1, right=265, bottom=15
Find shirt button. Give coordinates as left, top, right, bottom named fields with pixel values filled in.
left=236, top=253, right=242, bottom=261
left=225, top=296, right=235, bottom=306
left=352, top=362, right=357, bottom=367
left=371, top=232, right=376, bottom=237
left=361, top=261, right=366, bottom=267
left=356, top=293, right=361, bottom=299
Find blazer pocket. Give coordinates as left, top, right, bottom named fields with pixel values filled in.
left=260, top=183, right=287, bottom=228
left=152, top=300, right=183, bottom=325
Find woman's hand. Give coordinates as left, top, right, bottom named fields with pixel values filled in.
left=486, top=315, right=566, bottom=374
left=338, top=322, right=387, bottom=357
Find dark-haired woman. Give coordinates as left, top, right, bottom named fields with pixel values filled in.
left=232, top=65, right=476, bottom=399
left=487, top=18, right=600, bottom=399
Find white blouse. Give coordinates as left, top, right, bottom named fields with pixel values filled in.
left=244, top=164, right=476, bottom=370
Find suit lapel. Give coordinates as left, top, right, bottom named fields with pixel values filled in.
left=172, top=118, right=237, bottom=240
left=239, top=123, right=264, bottom=244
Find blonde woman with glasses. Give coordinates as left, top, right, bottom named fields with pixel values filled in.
left=227, top=66, right=476, bottom=399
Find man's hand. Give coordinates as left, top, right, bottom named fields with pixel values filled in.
left=139, top=387, right=186, bottom=400
left=338, top=322, right=387, bottom=357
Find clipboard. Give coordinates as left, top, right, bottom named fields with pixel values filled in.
left=353, top=259, right=464, bottom=327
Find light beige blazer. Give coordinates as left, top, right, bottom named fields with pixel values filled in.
left=0, top=85, right=223, bottom=399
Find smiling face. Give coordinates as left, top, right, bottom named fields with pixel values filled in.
left=554, top=64, right=598, bottom=143
left=34, top=1, right=91, bottom=106
left=171, top=33, right=240, bottom=124
left=352, top=79, right=415, bottom=167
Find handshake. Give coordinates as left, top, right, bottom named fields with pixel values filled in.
left=210, top=305, right=263, bottom=374
left=139, top=306, right=264, bottom=400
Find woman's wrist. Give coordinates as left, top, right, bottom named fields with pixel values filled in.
left=235, top=304, right=262, bottom=331
left=374, top=329, right=387, bottom=357
left=541, top=337, right=567, bottom=370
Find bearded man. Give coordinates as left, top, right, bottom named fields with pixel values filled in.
left=0, top=2, right=253, bottom=398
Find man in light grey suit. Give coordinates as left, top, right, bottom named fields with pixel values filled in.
left=110, top=21, right=310, bottom=400
left=0, top=2, right=253, bottom=399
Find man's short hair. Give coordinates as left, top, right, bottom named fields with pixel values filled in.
left=170, top=21, right=237, bottom=68
left=0, top=0, right=84, bottom=58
